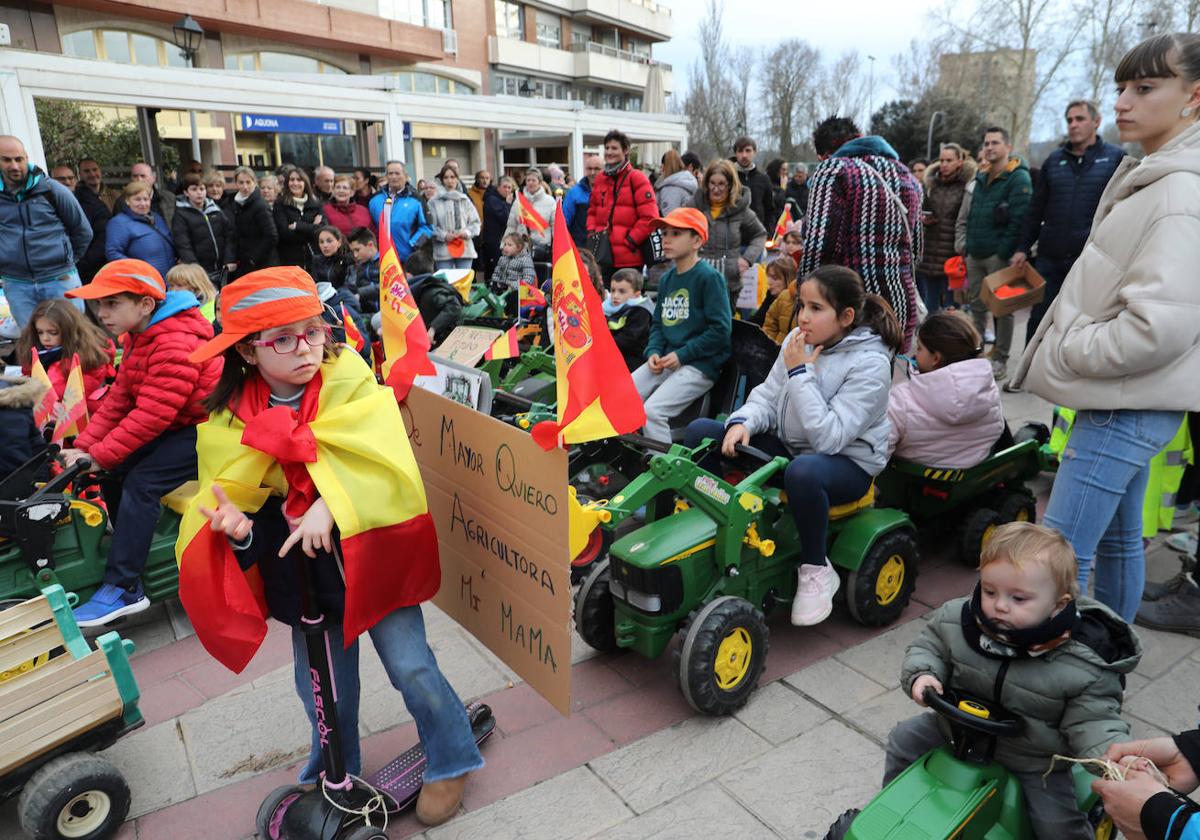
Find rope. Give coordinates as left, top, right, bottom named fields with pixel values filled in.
left=1044, top=754, right=1171, bottom=787
left=319, top=772, right=396, bottom=831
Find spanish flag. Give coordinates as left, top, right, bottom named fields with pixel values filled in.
left=483, top=326, right=519, bottom=361
left=176, top=351, right=440, bottom=673
left=448, top=270, right=474, bottom=302
left=530, top=201, right=645, bottom=450
left=765, top=206, right=792, bottom=249
left=341, top=303, right=365, bottom=352
left=29, top=353, right=57, bottom=429
left=519, top=280, right=546, bottom=309
left=378, top=197, right=435, bottom=401
left=517, top=191, right=549, bottom=236
left=50, top=354, right=88, bottom=443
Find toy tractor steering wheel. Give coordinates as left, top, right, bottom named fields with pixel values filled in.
left=732, top=443, right=776, bottom=465
left=924, top=686, right=1023, bottom=738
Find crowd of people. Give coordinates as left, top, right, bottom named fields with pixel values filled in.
left=1, top=29, right=1200, bottom=839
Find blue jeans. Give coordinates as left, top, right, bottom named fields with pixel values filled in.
left=435, top=258, right=474, bottom=271
left=915, top=271, right=948, bottom=315
left=290, top=605, right=485, bottom=785
left=3, top=270, right=84, bottom=328
left=685, top=418, right=872, bottom=566
left=1026, top=255, right=1074, bottom=344
left=1044, top=409, right=1185, bottom=620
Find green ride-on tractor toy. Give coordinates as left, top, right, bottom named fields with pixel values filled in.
left=0, top=449, right=186, bottom=608
left=824, top=686, right=1113, bottom=840
left=874, top=434, right=1043, bottom=567
left=574, top=440, right=920, bottom=715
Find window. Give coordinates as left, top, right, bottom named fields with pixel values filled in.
left=535, top=11, right=561, bottom=49
left=413, top=71, right=436, bottom=93
left=379, top=0, right=452, bottom=28
left=625, top=37, right=650, bottom=57
left=63, top=29, right=188, bottom=67
left=495, top=1, right=523, bottom=39
left=223, top=51, right=347, bottom=74
left=381, top=70, right=474, bottom=95
left=571, top=23, right=591, bottom=46
left=101, top=30, right=131, bottom=64
left=62, top=31, right=97, bottom=60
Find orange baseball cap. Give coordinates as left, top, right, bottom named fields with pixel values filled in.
left=189, top=266, right=324, bottom=362
left=66, top=259, right=166, bottom=301
left=650, top=207, right=709, bottom=243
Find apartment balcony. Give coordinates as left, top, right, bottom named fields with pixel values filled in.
left=572, top=0, right=672, bottom=41
left=488, top=36, right=673, bottom=93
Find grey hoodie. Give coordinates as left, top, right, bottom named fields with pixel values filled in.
left=656, top=170, right=698, bottom=215
left=727, top=325, right=893, bottom=475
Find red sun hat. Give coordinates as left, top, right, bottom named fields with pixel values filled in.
left=189, top=266, right=324, bottom=363
left=650, top=207, right=709, bottom=243
left=65, top=259, right=166, bottom=301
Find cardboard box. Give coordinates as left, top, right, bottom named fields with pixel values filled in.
left=981, top=263, right=1046, bottom=316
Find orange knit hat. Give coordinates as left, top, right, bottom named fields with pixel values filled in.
left=66, top=259, right=166, bottom=301
left=188, top=266, right=324, bottom=362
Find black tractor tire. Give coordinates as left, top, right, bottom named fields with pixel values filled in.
left=824, top=808, right=861, bottom=840
left=574, top=560, right=619, bottom=653
left=845, top=529, right=919, bottom=627
left=997, top=491, right=1037, bottom=525
left=959, top=507, right=1003, bottom=566
left=18, top=752, right=131, bottom=840
left=675, top=596, right=769, bottom=716
left=1014, top=422, right=1050, bottom=446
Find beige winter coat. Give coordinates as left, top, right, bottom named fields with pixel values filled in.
left=1013, top=121, right=1200, bottom=410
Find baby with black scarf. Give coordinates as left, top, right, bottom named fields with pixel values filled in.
left=884, top=522, right=1142, bottom=839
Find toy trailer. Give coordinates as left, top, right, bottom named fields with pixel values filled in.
left=0, top=585, right=143, bottom=840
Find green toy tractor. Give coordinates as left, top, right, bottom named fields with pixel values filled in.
left=574, top=441, right=920, bottom=715
left=825, top=686, right=1114, bottom=840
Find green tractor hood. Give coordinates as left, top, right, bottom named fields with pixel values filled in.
left=611, top=507, right=717, bottom=571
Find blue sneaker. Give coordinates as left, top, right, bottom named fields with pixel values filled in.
left=73, top=583, right=150, bottom=628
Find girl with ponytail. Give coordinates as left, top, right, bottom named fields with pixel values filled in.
left=684, top=264, right=898, bottom=627
left=887, top=311, right=1005, bottom=468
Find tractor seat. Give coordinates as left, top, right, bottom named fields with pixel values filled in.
left=161, top=481, right=200, bottom=516
left=829, top=484, right=875, bottom=520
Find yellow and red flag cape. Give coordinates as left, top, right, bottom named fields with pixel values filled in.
left=50, top=354, right=88, bottom=443
left=517, top=191, right=549, bottom=235
left=530, top=201, right=645, bottom=449
left=29, top=353, right=57, bottom=429
left=378, top=197, right=435, bottom=401
left=175, top=350, right=439, bottom=673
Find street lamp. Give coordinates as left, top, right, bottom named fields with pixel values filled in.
left=927, top=110, right=946, bottom=161
left=171, top=15, right=205, bottom=164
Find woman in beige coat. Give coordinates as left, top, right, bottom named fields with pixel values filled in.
left=1013, top=32, right=1200, bottom=622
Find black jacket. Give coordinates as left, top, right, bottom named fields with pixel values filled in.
left=730, top=159, right=777, bottom=230
left=409, top=273, right=463, bottom=346
left=172, top=196, right=236, bottom=274
left=1018, top=139, right=1125, bottom=260
left=785, top=179, right=809, bottom=216
left=311, top=251, right=356, bottom=290
left=0, top=376, right=47, bottom=476
left=273, top=195, right=324, bottom=269
left=73, top=184, right=111, bottom=281
left=227, top=191, right=278, bottom=276
left=481, top=186, right=512, bottom=260
left=606, top=301, right=653, bottom=371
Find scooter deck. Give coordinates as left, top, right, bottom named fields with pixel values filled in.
left=366, top=702, right=496, bottom=814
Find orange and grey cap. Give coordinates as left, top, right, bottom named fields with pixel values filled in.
left=65, top=259, right=166, bottom=301
left=650, top=207, right=708, bottom=243
left=188, top=266, right=324, bottom=363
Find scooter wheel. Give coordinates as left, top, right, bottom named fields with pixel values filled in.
left=340, top=826, right=388, bottom=840
left=256, top=784, right=306, bottom=840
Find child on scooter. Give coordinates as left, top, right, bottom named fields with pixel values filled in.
left=887, top=310, right=1004, bottom=468
left=59, top=259, right=221, bottom=627
left=889, top=522, right=1141, bottom=839
left=179, top=266, right=482, bottom=826
left=17, top=298, right=115, bottom=416
left=684, top=265, right=899, bottom=625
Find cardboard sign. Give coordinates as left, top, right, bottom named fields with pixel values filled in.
left=981, top=263, right=1046, bottom=317
left=735, top=263, right=765, bottom=311
left=434, top=325, right=504, bottom=367
left=402, top=386, right=572, bottom=714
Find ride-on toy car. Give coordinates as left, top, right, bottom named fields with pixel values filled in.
left=0, top=449, right=184, bottom=607
left=874, top=435, right=1042, bottom=566
left=824, top=686, right=1113, bottom=839
left=574, top=441, right=920, bottom=715
left=1, top=584, right=143, bottom=840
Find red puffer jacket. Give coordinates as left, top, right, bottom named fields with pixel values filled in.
left=75, top=299, right=222, bottom=468
left=586, top=163, right=659, bottom=270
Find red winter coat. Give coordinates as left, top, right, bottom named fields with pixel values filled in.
left=322, top=200, right=375, bottom=239
left=586, top=163, right=659, bottom=270
left=23, top=339, right=116, bottom=417
left=75, top=302, right=222, bottom=468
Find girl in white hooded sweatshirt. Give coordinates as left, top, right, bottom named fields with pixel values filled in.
left=888, top=311, right=1005, bottom=468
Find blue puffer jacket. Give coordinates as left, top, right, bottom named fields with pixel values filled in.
left=1019, top=139, right=1125, bottom=260
left=562, top=177, right=592, bottom=247
left=106, top=208, right=177, bottom=278
left=368, top=187, right=433, bottom=262
left=0, top=166, right=93, bottom=281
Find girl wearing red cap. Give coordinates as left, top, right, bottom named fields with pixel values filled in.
left=176, top=266, right=481, bottom=826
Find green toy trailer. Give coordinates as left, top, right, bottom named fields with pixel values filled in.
left=1, top=584, right=144, bottom=840
left=874, top=439, right=1042, bottom=566
left=825, top=687, right=1113, bottom=840
left=575, top=442, right=919, bottom=715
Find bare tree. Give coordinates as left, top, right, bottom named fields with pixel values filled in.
left=1078, top=0, right=1144, bottom=106
left=893, top=34, right=955, bottom=101
left=760, top=39, right=823, bottom=159
left=728, top=51, right=758, bottom=144
left=807, top=51, right=870, bottom=131
left=683, top=0, right=737, bottom=161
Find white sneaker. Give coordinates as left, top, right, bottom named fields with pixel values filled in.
left=984, top=328, right=995, bottom=344
left=1166, top=531, right=1199, bottom=555
left=791, top=559, right=840, bottom=626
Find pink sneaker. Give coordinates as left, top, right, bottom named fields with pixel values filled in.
left=791, top=559, right=840, bottom=626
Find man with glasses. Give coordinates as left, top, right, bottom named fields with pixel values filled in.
left=54, top=163, right=111, bottom=282
left=564, top=153, right=602, bottom=248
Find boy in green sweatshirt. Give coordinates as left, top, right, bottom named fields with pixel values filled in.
left=633, top=208, right=732, bottom=442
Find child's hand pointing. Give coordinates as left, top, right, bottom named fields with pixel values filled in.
left=280, top=498, right=335, bottom=558
left=199, top=485, right=252, bottom=542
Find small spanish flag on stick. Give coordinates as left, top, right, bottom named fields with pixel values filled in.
left=50, top=354, right=88, bottom=443
left=341, top=303, right=365, bottom=352
left=517, top=191, right=549, bottom=236
left=765, top=206, right=792, bottom=249
left=30, top=353, right=57, bottom=429
left=483, top=326, right=519, bottom=361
